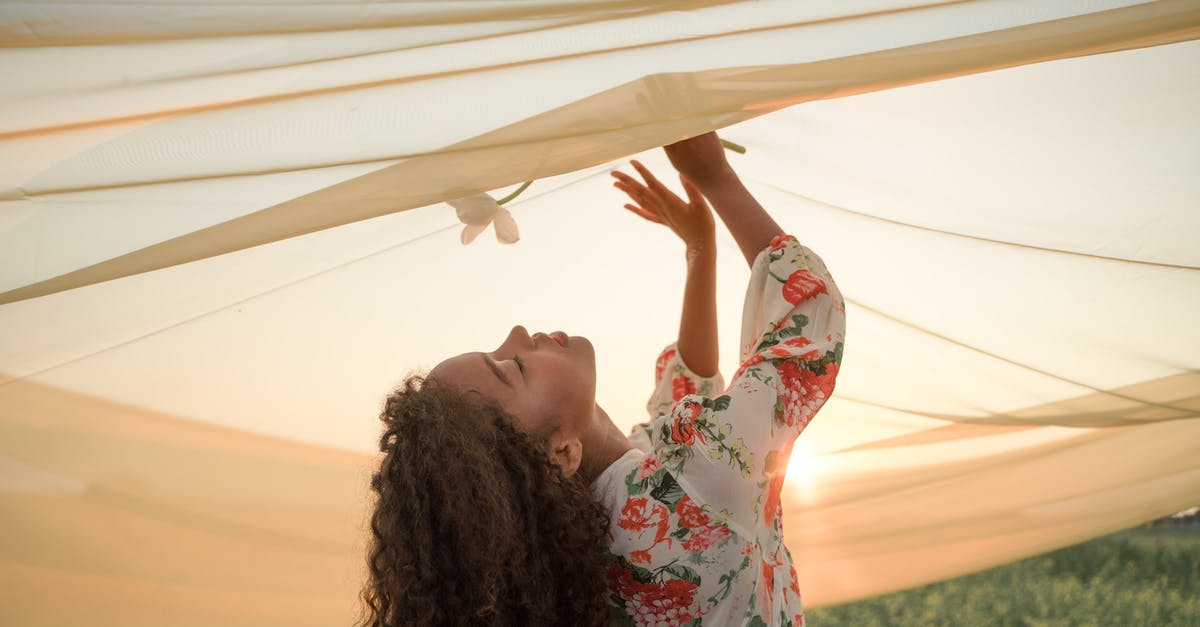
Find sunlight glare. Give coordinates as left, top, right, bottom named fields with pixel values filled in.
left=783, top=440, right=825, bottom=505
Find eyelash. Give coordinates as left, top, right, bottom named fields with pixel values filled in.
left=513, top=356, right=524, bottom=374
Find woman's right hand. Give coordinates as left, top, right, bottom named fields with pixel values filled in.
left=662, top=131, right=732, bottom=188
left=611, top=160, right=715, bottom=249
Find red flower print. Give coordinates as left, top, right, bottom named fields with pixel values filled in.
left=670, top=401, right=706, bottom=446
left=759, top=558, right=777, bottom=614
left=781, top=269, right=827, bottom=305
left=629, top=549, right=652, bottom=565
left=635, top=455, right=662, bottom=482
left=655, top=347, right=677, bottom=383
left=618, top=498, right=672, bottom=551
left=818, top=362, right=839, bottom=398
left=769, top=234, right=795, bottom=252
left=783, top=336, right=812, bottom=349
left=618, top=497, right=651, bottom=532
left=775, top=359, right=807, bottom=389
left=774, top=360, right=838, bottom=428
left=675, top=496, right=710, bottom=529
left=671, top=375, right=696, bottom=401
left=607, top=563, right=641, bottom=597
left=683, top=524, right=730, bottom=553
left=785, top=562, right=801, bottom=604
left=622, top=578, right=700, bottom=627
left=762, top=473, right=785, bottom=525
left=782, top=336, right=820, bottom=359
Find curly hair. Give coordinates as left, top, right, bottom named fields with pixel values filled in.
left=359, top=373, right=612, bottom=626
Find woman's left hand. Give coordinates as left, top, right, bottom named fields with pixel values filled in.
left=612, top=160, right=716, bottom=249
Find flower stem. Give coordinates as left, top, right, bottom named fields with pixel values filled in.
left=497, top=180, right=533, bottom=205
left=719, top=139, right=746, bottom=154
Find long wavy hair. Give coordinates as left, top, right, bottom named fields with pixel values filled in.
left=359, top=373, right=611, bottom=626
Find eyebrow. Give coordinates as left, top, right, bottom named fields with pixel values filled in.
left=481, top=353, right=512, bottom=388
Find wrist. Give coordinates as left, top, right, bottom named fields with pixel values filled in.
left=691, top=165, right=738, bottom=192
left=685, top=236, right=716, bottom=259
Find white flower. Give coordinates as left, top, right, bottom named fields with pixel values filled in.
left=447, top=193, right=520, bottom=245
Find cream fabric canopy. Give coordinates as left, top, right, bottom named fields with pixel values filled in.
left=2, top=1, right=1199, bottom=625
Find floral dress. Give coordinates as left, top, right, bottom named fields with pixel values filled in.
left=592, top=234, right=846, bottom=627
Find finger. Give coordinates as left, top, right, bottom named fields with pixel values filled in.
left=630, top=160, right=669, bottom=194
left=623, top=203, right=663, bottom=224
left=612, top=180, right=654, bottom=208
left=611, top=171, right=652, bottom=200
left=610, top=170, right=636, bottom=183
left=679, top=174, right=710, bottom=209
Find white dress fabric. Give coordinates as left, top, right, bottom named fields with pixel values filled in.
left=594, top=234, right=845, bottom=626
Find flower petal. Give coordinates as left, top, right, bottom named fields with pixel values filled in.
left=460, top=223, right=488, bottom=245
left=492, top=207, right=520, bottom=244
left=448, top=193, right=499, bottom=226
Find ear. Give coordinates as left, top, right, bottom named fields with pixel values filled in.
left=549, top=435, right=583, bottom=479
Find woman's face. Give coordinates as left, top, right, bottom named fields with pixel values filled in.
left=428, top=325, right=597, bottom=437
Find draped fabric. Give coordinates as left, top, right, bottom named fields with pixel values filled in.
left=1, top=1, right=1198, bottom=624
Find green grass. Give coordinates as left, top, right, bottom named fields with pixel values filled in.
left=807, top=526, right=1200, bottom=626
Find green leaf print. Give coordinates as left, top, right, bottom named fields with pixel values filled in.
left=613, top=554, right=655, bottom=583
left=659, top=444, right=694, bottom=471
left=623, top=466, right=656, bottom=496
left=710, top=555, right=752, bottom=605
left=695, top=420, right=756, bottom=478
left=747, top=616, right=769, bottom=627
left=664, top=562, right=701, bottom=585
left=776, top=326, right=802, bottom=339
left=711, top=394, right=731, bottom=412
left=754, top=335, right=779, bottom=353
left=650, top=472, right=686, bottom=508
left=757, top=314, right=810, bottom=350
left=671, top=526, right=691, bottom=541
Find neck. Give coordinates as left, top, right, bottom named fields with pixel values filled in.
left=577, top=403, right=634, bottom=485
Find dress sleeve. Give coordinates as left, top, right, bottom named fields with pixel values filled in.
left=644, top=234, right=846, bottom=531
left=646, top=342, right=726, bottom=421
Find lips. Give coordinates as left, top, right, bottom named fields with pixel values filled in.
left=549, top=331, right=568, bottom=348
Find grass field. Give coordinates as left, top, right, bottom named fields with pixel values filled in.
left=807, top=526, right=1200, bottom=626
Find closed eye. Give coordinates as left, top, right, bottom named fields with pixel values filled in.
left=514, top=356, right=525, bottom=374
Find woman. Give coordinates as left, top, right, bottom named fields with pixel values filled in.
left=361, top=131, right=846, bottom=626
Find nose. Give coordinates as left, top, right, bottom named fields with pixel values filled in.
left=504, top=325, right=533, bottom=350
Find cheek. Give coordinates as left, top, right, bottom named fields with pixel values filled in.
left=552, top=362, right=594, bottom=411
left=528, top=363, right=590, bottom=424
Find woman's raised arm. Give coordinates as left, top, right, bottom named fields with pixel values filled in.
left=611, top=161, right=719, bottom=378
left=663, top=132, right=785, bottom=269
